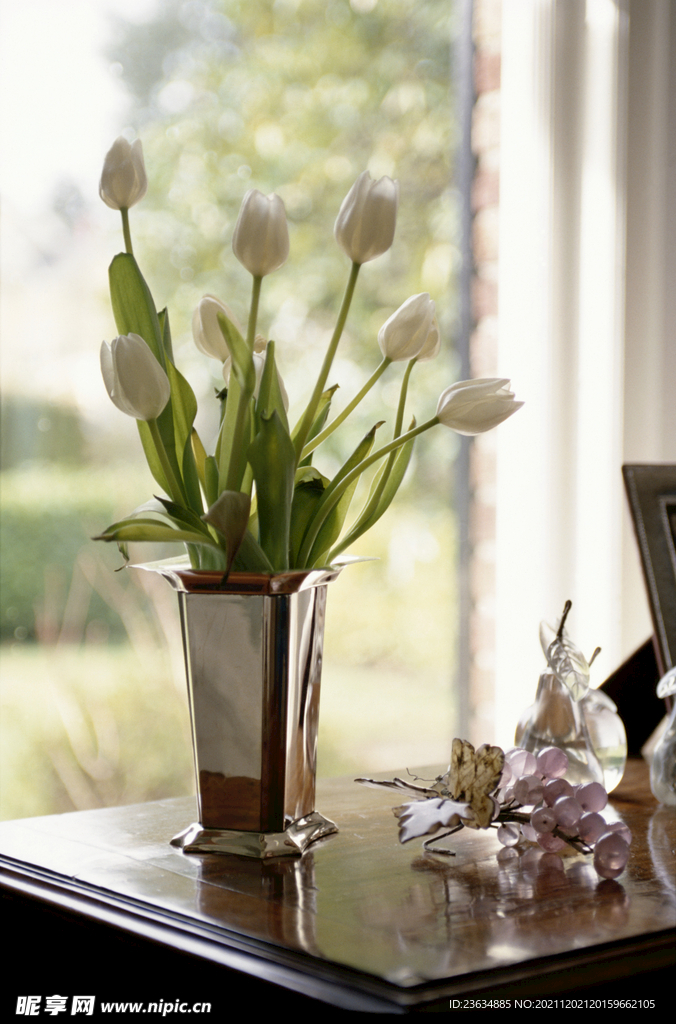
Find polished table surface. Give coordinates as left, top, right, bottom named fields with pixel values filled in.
left=1, top=760, right=674, bottom=1012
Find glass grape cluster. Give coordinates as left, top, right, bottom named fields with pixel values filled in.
left=495, top=745, right=631, bottom=879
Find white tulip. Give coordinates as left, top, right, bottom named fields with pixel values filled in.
left=232, top=190, right=289, bottom=277
left=99, top=137, right=148, bottom=211
left=378, top=294, right=436, bottom=361
left=436, top=379, right=523, bottom=435
left=192, top=295, right=242, bottom=361
left=334, top=171, right=399, bottom=265
left=101, top=334, right=170, bottom=421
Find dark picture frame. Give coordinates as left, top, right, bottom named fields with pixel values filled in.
left=623, top=464, right=676, bottom=675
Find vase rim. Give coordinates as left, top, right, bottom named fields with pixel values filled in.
left=130, top=555, right=367, bottom=594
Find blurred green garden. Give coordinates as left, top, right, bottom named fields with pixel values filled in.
left=1, top=0, right=460, bottom=820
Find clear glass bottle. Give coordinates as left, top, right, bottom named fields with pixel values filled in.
left=650, top=668, right=676, bottom=806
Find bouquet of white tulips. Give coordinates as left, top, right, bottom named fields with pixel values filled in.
left=96, top=137, right=522, bottom=576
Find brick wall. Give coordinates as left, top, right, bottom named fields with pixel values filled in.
left=468, top=0, right=501, bottom=743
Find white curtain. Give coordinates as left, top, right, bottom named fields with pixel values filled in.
left=491, top=0, right=676, bottom=747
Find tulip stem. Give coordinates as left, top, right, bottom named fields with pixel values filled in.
left=325, top=364, right=418, bottom=565
left=220, top=273, right=261, bottom=493
left=297, top=415, right=439, bottom=567
left=121, top=208, right=134, bottom=256
left=361, top=357, right=417, bottom=518
left=300, top=357, right=391, bottom=460
left=147, top=418, right=186, bottom=505
left=394, top=358, right=416, bottom=438
left=293, top=260, right=361, bottom=463
left=247, top=275, right=262, bottom=351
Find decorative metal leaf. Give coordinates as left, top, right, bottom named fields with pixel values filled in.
left=394, top=797, right=470, bottom=843
left=539, top=601, right=590, bottom=702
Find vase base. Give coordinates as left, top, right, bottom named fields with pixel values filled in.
left=170, top=811, right=338, bottom=858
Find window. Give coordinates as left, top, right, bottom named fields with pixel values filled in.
left=0, top=0, right=462, bottom=818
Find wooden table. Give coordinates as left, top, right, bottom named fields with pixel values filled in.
left=1, top=760, right=674, bottom=1014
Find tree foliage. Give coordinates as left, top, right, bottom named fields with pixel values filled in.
left=107, top=0, right=460, bottom=497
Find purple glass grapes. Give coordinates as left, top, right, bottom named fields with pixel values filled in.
left=496, top=744, right=627, bottom=881
left=593, top=832, right=630, bottom=879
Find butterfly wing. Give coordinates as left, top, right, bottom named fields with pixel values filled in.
left=448, top=738, right=504, bottom=828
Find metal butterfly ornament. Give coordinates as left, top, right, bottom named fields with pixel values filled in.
left=357, top=738, right=504, bottom=847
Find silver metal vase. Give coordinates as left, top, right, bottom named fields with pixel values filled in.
left=136, top=558, right=342, bottom=858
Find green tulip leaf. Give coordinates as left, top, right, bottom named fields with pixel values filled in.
left=192, top=545, right=228, bottom=571
left=163, top=359, right=201, bottom=512
left=256, top=340, right=289, bottom=434
left=191, top=431, right=219, bottom=514
left=231, top=530, right=275, bottom=573
left=215, top=314, right=256, bottom=493
left=109, top=253, right=165, bottom=368
left=248, top=410, right=295, bottom=570
left=93, top=517, right=220, bottom=548
left=215, top=308, right=246, bottom=355
left=304, top=423, right=381, bottom=567
left=296, top=422, right=382, bottom=567
left=135, top=421, right=172, bottom=496
left=289, top=467, right=330, bottom=566
left=190, top=428, right=208, bottom=493
left=292, top=385, right=338, bottom=466
left=204, top=455, right=220, bottom=509
left=181, top=430, right=203, bottom=515
left=328, top=430, right=416, bottom=562
left=154, top=495, right=213, bottom=538
left=109, top=254, right=186, bottom=502
left=166, top=360, right=197, bottom=453
left=158, top=306, right=174, bottom=364
left=218, top=312, right=255, bottom=393
left=202, top=491, right=252, bottom=578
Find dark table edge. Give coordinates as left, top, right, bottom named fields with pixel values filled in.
left=2, top=855, right=674, bottom=1012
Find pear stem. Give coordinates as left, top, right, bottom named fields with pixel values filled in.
left=557, top=600, right=573, bottom=640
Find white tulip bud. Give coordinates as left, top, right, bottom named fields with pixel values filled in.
left=334, top=171, right=399, bottom=265
left=232, top=190, right=289, bottom=277
left=436, top=379, right=523, bottom=435
left=101, top=334, right=170, bottom=421
left=417, top=316, right=441, bottom=362
left=99, top=137, right=148, bottom=211
left=192, top=295, right=242, bottom=361
left=378, top=294, right=436, bottom=361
